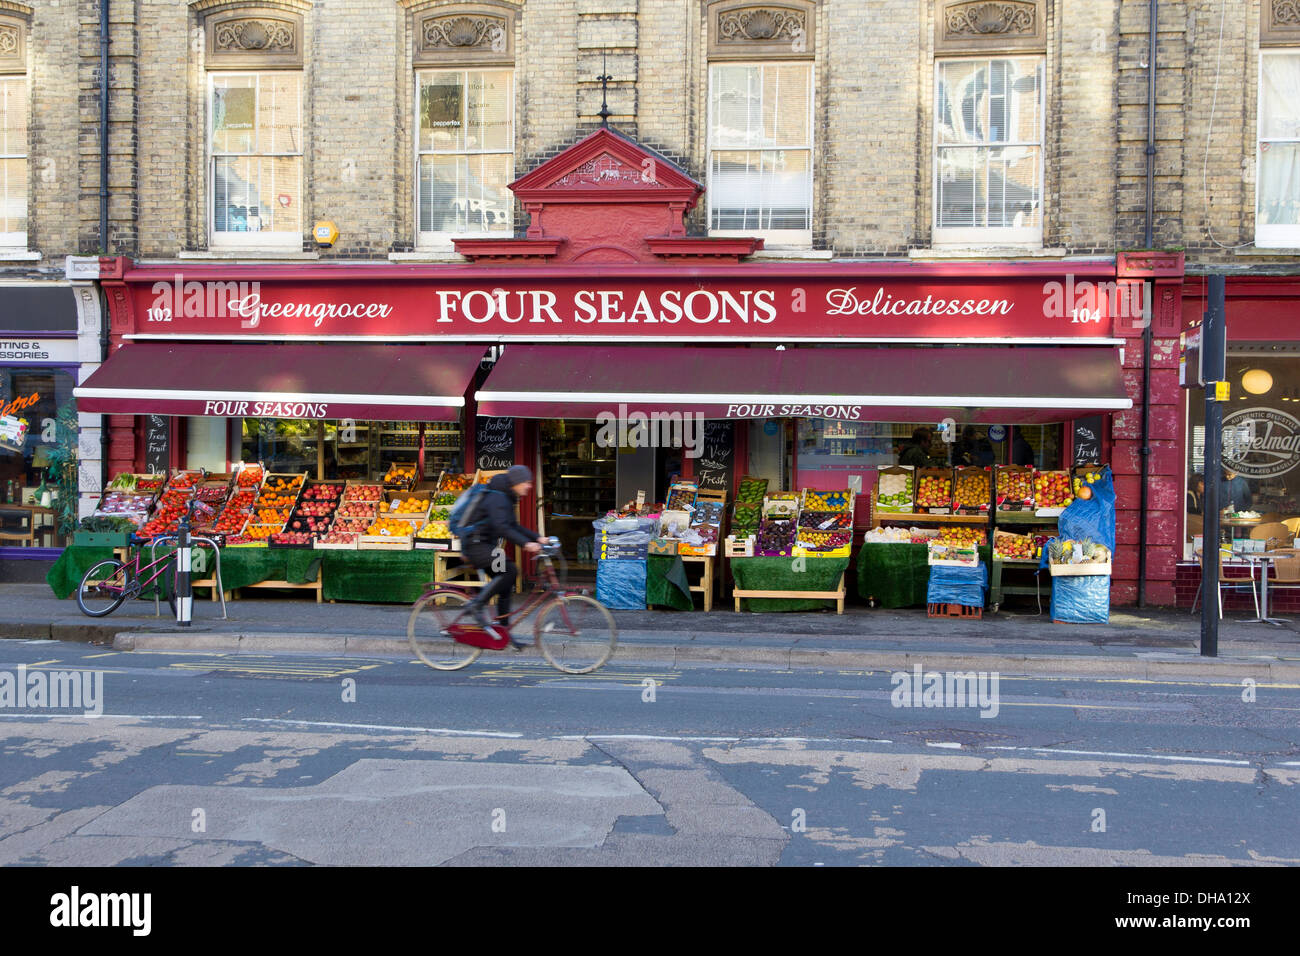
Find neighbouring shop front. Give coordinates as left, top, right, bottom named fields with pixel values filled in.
left=1177, top=275, right=1300, bottom=612
left=0, top=284, right=84, bottom=558
left=61, top=128, right=1137, bottom=612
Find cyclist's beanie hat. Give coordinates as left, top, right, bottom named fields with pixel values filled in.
left=506, top=465, right=533, bottom=484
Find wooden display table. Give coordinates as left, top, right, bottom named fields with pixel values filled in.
left=730, top=556, right=849, bottom=614
left=432, top=546, right=524, bottom=592
left=681, top=553, right=715, bottom=612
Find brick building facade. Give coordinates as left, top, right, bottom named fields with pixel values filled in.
left=3, top=1, right=1299, bottom=607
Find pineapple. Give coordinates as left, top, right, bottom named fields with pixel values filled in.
left=1048, top=539, right=1065, bottom=565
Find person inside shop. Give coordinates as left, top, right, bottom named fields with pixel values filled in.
left=1221, top=467, right=1252, bottom=513
left=899, top=428, right=932, bottom=468
left=461, top=465, right=548, bottom=647
left=1011, top=429, right=1036, bottom=467
left=1186, top=475, right=1204, bottom=516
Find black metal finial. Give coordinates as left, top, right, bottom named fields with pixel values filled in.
left=597, top=48, right=612, bottom=128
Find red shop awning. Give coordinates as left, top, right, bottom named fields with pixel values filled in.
left=475, top=345, right=1133, bottom=423
left=73, top=343, right=485, bottom=421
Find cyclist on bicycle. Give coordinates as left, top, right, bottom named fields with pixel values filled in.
left=462, top=465, right=547, bottom=643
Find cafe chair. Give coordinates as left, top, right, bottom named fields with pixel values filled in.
left=0, top=506, right=38, bottom=547
left=1250, top=522, right=1291, bottom=549
left=1190, top=547, right=1259, bottom=618
left=1282, top=517, right=1300, bottom=536
left=1262, top=548, right=1300, bottom=606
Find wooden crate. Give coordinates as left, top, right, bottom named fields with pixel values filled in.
left=313, top=536, right=359, bottom=551
left=473, top=468, right=506, bottom=486
left=725, top=535, right=755, bottom=558
left=1048, top=562, right=1112, bottom=577
left=359, top=534, right=414, bottom=551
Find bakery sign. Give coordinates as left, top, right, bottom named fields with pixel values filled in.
left=1222, top=407, right=1300, bottom=478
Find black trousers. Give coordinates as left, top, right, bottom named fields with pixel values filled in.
left=464, top=541, right=517, bottom=618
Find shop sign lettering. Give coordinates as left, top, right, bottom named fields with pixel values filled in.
left=0, top=391, right=39, bottom=419
left=202, top=400, right=330, bottom=418
left=825, top=288, right=1012, bottom=318
left=726, top=404, right=863, bottom=420
left=1222, top=407, right=1300, bottom=478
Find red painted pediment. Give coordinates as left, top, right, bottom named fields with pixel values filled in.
left=510, top=127, right=702, bottom=206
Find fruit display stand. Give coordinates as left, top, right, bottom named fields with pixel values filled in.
left=988, top=529, right=1045, bottom=612
left=731, top=555, right=848, bottom=613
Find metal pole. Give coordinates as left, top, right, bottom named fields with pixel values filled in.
left=1201, top=276, right=1226, bottom=658
left=176, top=514, right=192, bottom=627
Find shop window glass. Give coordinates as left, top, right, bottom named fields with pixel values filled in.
left=935, top=56, right=1043, bottom=245
left=0, top=367, right=76, bottom=548
left=210, top=73, right=302, bottom=248
left=1187, top=352, right=1300, bottom=535
left=239, top=418, right=463, bottom=481
left=708, top=62, right=812, bottom=243
left=417, top=69, right=513, bottom=241
left=0, top=75, right=27, bottom=245
left=1257, top=52, right=1300, bottom=247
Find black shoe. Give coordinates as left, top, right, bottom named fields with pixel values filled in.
left=465, top=602, right=492, bottom=629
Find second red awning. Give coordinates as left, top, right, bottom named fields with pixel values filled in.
left=475, top=345, right=1132, bottom=423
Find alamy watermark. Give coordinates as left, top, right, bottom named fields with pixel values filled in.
left=595, top=403, right=704, bottom=458
left=890, top=664, right=999, bottom=718
left=0, top=664, right=103, bottom=717
left=1042, top=275, right=1150, bottom=327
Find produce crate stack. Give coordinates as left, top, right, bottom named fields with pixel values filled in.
left=756, top=492, right=799, bottom=556
left=217, top=467, right=263, bottom=544
left=727, top=475, right=767, bottom=552
left=795, top=489, right=854, bottom=557
left=681, top=493, right=724, bottom=557
left=383, top=462, right=418, bottom=492
left=592, top=514, right=654, bottom=609
left=327, top=481, right=384, bottom=549
left=238, top=473, right=304, bottom=544
left=277, top=479, right=343, bottom=548
left=873, top=466, right=914, bottom=515
left=952, top=467, right=992, bottom=515
left=137, top=470, right=205, bottom=539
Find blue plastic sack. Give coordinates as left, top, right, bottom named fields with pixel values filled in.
left=1039, top=465, right=1117, bottom=570
left=927, top=564, right=988, bottom=607
left=596, top=557, right=646, bottom=610
left=1050, top=573, right=1110, bottom=624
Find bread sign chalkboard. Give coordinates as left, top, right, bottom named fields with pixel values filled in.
left=695, top=420, right=734, bottom=492
left=475, top=416, right=515, bottom=471
left=144, top=415, right=170, bottom=475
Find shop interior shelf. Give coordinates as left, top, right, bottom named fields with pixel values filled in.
left=876, top=512, right=988, bottom=525
left=994, top=512, right=1062, bottom=525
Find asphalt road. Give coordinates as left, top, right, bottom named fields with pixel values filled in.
left=0, top=639, right=1296, bottom=868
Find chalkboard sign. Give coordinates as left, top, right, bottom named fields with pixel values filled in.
left=1072, top=415, right=1103, bottom=466
left=695, top=420, right=734, bottom=492
left=475, top=416, right=516, bottom=471
left=144, top=415, right=170, bottom=475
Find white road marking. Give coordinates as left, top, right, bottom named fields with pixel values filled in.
left=240, top=717, right=524, bottom=738
left=563, top=734, right=895, bottom=744
left=0, top=714, right=204, bottom=720
left=926, top=742, right=963, bottom=749
left=984, top=745, right=1252, bottom=766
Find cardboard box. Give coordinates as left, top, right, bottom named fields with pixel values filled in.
left=994, top=465, right=1035, bottom=511
left=873, top=465, right=915, bottom=513
left=915, top=468, right=955, bottom=514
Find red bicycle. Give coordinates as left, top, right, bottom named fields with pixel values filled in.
left=407, top=537, right=617, bottom=674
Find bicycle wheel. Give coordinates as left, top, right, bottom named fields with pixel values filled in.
left=535, top=594, right=617, bottom=674
left=76, top=560, right=129, bottom=617
left=408, top=589, right=482, bottom=671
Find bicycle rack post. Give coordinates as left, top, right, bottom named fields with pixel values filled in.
left=192, top=535, right=227, bottom=620
left=176, top=517, right=192, bottom=627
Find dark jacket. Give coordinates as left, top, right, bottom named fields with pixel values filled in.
left=899, top=443, right=929, bottom=468
left=465, top=473, right=535, bottom=550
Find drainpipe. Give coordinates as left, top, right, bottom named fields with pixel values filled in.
left=1137, top=0, right=1158, bottom=607
left=99, top=0, right=110, bottom=255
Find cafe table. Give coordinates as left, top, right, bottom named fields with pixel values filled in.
left=1238, top=550, right=1289, bottom=626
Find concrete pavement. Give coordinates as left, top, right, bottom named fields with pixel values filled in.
left=4, top=582, right=1300, bottom=679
